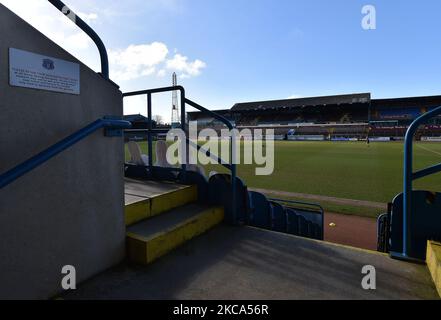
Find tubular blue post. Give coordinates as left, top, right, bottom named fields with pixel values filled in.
left=122, top=88, right=237, bottom=222
left=231, top=131, right=237, bottom=225
left=181, top=89, right=187, bottom=180
left=0, top=118, right=131, bottom=189
left=403, top=127, right=413, bottom=258
left=184, top=97, right=236, bottom=224
left=186, top=139, right=231, bottom=169
left=147, top=93, right=153, bottom=170
left=400, top=106, right=441, bottom=259
left=48, top=0, right=109, bottom=79
left=413, top=163, right=441, bottom=180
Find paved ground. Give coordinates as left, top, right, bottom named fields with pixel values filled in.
left=62, top=225, right=438, bottom=300
left=325, top=213, right=377, bottom=251
left=250, top=188, right=386, bottom=209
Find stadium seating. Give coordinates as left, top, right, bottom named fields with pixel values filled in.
left=127, top=141, right=149, bottom=166
left=377, top=108, right=421, bottom=120
left=248, top=191, right=272, bottom=228
left=208, top=173, right=250, bottom=224
left=378, top=191, right=441, bottom=260
left=286, top=209, right=299, bottom=235
left=269, top=201, right=287, bottom=232
left=125, top=161, right=324, bottom=241
left=178, top=170, right=210, bottom=203
left=248, top=191, right=323, bottom=240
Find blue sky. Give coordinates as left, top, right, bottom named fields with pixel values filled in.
left=3, top=0, right=441, bottom=122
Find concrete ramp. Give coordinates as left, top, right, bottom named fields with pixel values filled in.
left=62, top=225, right=439, bottom=300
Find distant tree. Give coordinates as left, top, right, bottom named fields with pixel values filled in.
left=153, top=115, right=164, bottom=125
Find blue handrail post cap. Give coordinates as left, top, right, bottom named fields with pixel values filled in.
left=9, top=48, right=80, bottom=95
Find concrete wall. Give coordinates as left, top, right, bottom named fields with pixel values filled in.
left=0, top=5, right=125, bottom=299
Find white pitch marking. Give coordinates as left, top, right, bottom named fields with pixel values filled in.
left=416, top=144, right=441, bottom=157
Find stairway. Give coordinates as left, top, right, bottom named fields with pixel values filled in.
left=124, top=178, right=224, bottom=265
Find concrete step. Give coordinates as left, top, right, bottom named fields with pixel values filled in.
left=427, top=241, right=441, bottom=297
left=124, top=178, right=198, bottom=226
left=126, top=203, right=224, bottom=265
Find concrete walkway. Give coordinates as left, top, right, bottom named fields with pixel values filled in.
left=62, top=225, right=439, bottom=300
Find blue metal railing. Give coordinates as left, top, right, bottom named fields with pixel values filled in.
left=48, top=0, right=109, bottom=79
left=122, top=86, right=238, bottom=224
left=398, top=106, right=441, bottom=260
left=0, top=118, right=131, bottom=189
left=123, top=86, right=187, bottom=175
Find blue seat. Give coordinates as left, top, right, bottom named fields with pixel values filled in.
left=377, top=212, right=391, bottom=252
left=178, top=170, right=209, bottom=204
left=286, top=208, right=299, bottom=235
left=208, top=174, right=249, bottom=224
left=295, top=209, right=322, bottom=226
left=389, top=191, right=441, bottom=260
left=151, top=166, right=178, bottom=181
left=288, top=207, right=324, bottom=240
left=306, top=220, right=313, bottom=238
left=269, top=201, right=287, bottom=233
left=248, top=191, right=272, bottom=229
left=297, top=215, right=308, bottom=237
left=311, top=223, right=321, bottom=240
left=124, top=163, right=149, bottom=180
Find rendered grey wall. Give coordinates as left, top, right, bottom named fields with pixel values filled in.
left=0, top=4, right=125, bottom=299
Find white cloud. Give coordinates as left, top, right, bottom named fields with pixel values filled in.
left=166, top=54, right=206, bottom=79
left=157, top=69, right=167, bottom=77
left=109, top=42, right=169, bottom=81
left=77, top=12, right=98, bottom=24
left=287, top=94, right=303, bottom=99
left=1, top=1, right=206, bottom=82
left=110, top=44, right=206, bottom=81
left=1, top=0, right=99, bottom=69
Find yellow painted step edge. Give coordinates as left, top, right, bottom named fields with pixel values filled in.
left=126, top=206, right=224, bottom=265
left=426, top=241, right=441, bottom=298
left=125, top=185, right=198, bottom=226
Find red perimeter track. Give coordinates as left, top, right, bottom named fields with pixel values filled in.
left=324, top=213, right=377, bottom=251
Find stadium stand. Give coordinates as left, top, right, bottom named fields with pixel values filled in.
left=188, top=93, right=441, bottom=140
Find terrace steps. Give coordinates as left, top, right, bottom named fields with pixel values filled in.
left=124, top=178, right=224, bottom=265
left=124, top=178, right=198, bottom=227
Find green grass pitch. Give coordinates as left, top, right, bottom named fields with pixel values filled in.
left=126, top=141, right=441, bottom=218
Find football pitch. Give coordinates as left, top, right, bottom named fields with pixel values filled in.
left=126, top=141, right=441, bottom=218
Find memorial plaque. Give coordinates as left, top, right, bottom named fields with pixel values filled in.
left=9, top=48, right=80, bottom=95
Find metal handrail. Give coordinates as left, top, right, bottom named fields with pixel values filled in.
left=187, top=138, right=232, bottom=170
left=0, top=118, right=131, bottom=189
left=398, top=105, right=441, bottom=260
left=185, top=98, right=234, bottom=130
left=123, top=86, right=187, bottom=174
left=48, top=0, right=109, bottom=79
left=184, top=98, right=237, bottom=224
left=122, top=86, right=238, bottom=224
